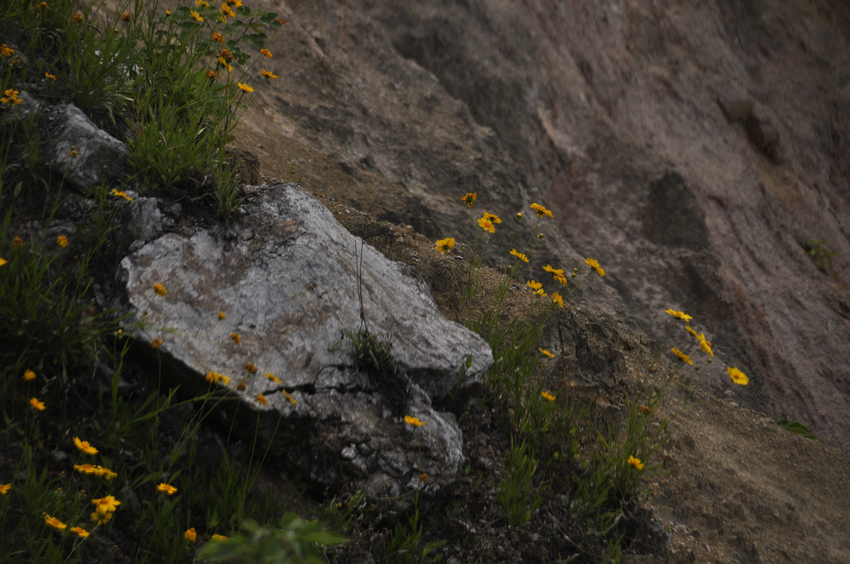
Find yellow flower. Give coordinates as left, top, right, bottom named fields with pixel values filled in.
left=404, top=415, right=426, bottom=427
left=526, top=280, right=542, bottom=290
left=226, top=0, right=242, bottom=6
left=275, top=17, right=285, bottom=24
left=45, top=72, right=57, bottom=80
left=153, top=283, right=167, bottom=297
left=530, top=203, right=553, bottom=218
left=30, top=398, right=46, bottom=411
left=185, top=528, right=197, bottom=542
left=541, top=390, right=555, bottom=401
left=97, top=466, right=117, bottom=480
left=419, top=472, right=428, bottom=483
left=91, top=511, right=112, bottom=525
left=552, top=292, right=563, bottom=308
left=92, top=495, right=121, bottom=514
left=264, top=372, right=282, bottom=385
left=510, top=249, right=528, bottom=262
left=244, top=362, right=258, bottom=374
left=195, top=0, right=209, bottom=7
left=664, top=309, right=692, bottom=321
left=72, top=12, right=82, bottom=22
left=219, top=48, right=235, bottom=62
left=0, top=258, right=7, bottom=266
left=435, top=238, right=455, bottom=254
left=260, top=48, right=272, bottom=58
left=1, top=45, right=15, bottom=58
left=205, top=372, right=231, bottom=385
left=685, top=325, right=698, bottom=338
left=585, top=257, right=605, bottom=277
left=157, top=483, right=177, bottom=495
left=212, top=32, right=224, bottom=43
left=212, top=533, right=228, bottom=540
left=74, top=437, right=99, bottom=455
left=727, top=367, right=749, bottom=386
left=57, top=235, right=69, bottom=248
left=671, top=348, right=693, bottom=365
left=44, top=514, right=67, bottom=530
left=190, top=10, right=203, bottom=22
left=461, top=192, right=477, bottom=208
left=627, top=455, right=644, bottom=471
left=217, top=57, right=233, bottom=72
left=67, top=148, right=78, bottom=157
left=24, top=369, right=36, bottom=381
left=482, top=212, right=501, bottom=224
left=207, top=69, right=219, bottom=80
left=237, top=82, right=254, bottom=92
left=218, top=311, right=226, bottom=319
left=37, top=2, right=49, bottom=11
left=515, top=212, right=522, bottom=221
left=282, top=389, right=298, bottom=405
left=165, top=9, right=171, bottom=16
left=120, top=12, right=131, bottom=21
left=110, top=188, right=133, bottom=201
left=639, top=405, right=652, bottom=415
left=539, top=348, right=555, bottom=358
left=151, top=338, right=163, bottom=350
left=554, top=274, right=568, bottom=286
left=261, top=68, right=278, bottom=79
left=0, top=483, right=10, bottom=495
left=74, top=463, right=97, bottom=475
left=70, top=526, right=89, bottom=538
left=12, top=237, right=23, bottom=247
left=254, top=394, right=269, bottom=406
left=542, top=265, right=564, bottom=276
left=697, top=333, right=713, bottom=357
left=230, top=332, right=241, bottom=344
left=477, top=217, right=495, bottom=233
left=532, top=287, right=547, bottom=297
left=221, top=3, right=236, bottom=17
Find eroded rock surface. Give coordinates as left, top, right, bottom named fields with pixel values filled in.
left=42, top=103, right=128, bottom=191
left=118, top=182, right=492, bottom=497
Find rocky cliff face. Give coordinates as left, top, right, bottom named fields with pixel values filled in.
left=235, top=0, right=850, bottom=449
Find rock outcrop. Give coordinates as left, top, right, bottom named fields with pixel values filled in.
left=118, top=182, right=492, bottom=498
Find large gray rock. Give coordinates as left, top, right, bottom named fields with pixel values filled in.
left=118, top=182, right=492, bottom=497
left=41, top=103, right=128, bottom=191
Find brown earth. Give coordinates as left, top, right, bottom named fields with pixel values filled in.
left=233, top=0, right=850, bottom=452
left=314, top=205, right=850, bottom=562
left=224, top=0, right=850, bottom=560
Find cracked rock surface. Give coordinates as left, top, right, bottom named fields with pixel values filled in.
left=118, top=182, right=492, bottom=497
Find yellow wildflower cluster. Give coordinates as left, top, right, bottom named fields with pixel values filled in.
left=111, top=188, right=133, bottom=201
left=206, top=372, right=231, bottom=385
left=91, top=495, right=120, bottom=525
left=435, top=237, right=455, bottom=254
left=666, top=308, right=747, bottom=385
left=74, top=436, right=99, bottom=455
left=74, top=463, right=117, bottom=480
left=627, top=455, right=644, bottom=471
left=157, top=483, right=178, bottom=495
left=404, top=415, right=426, bottom=427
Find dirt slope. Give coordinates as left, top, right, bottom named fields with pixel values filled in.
left=320, top=202, right=850, bottom=563
left=234, top=0, right=850, bottom=450
left=228, top=1, right=850, bottom=558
